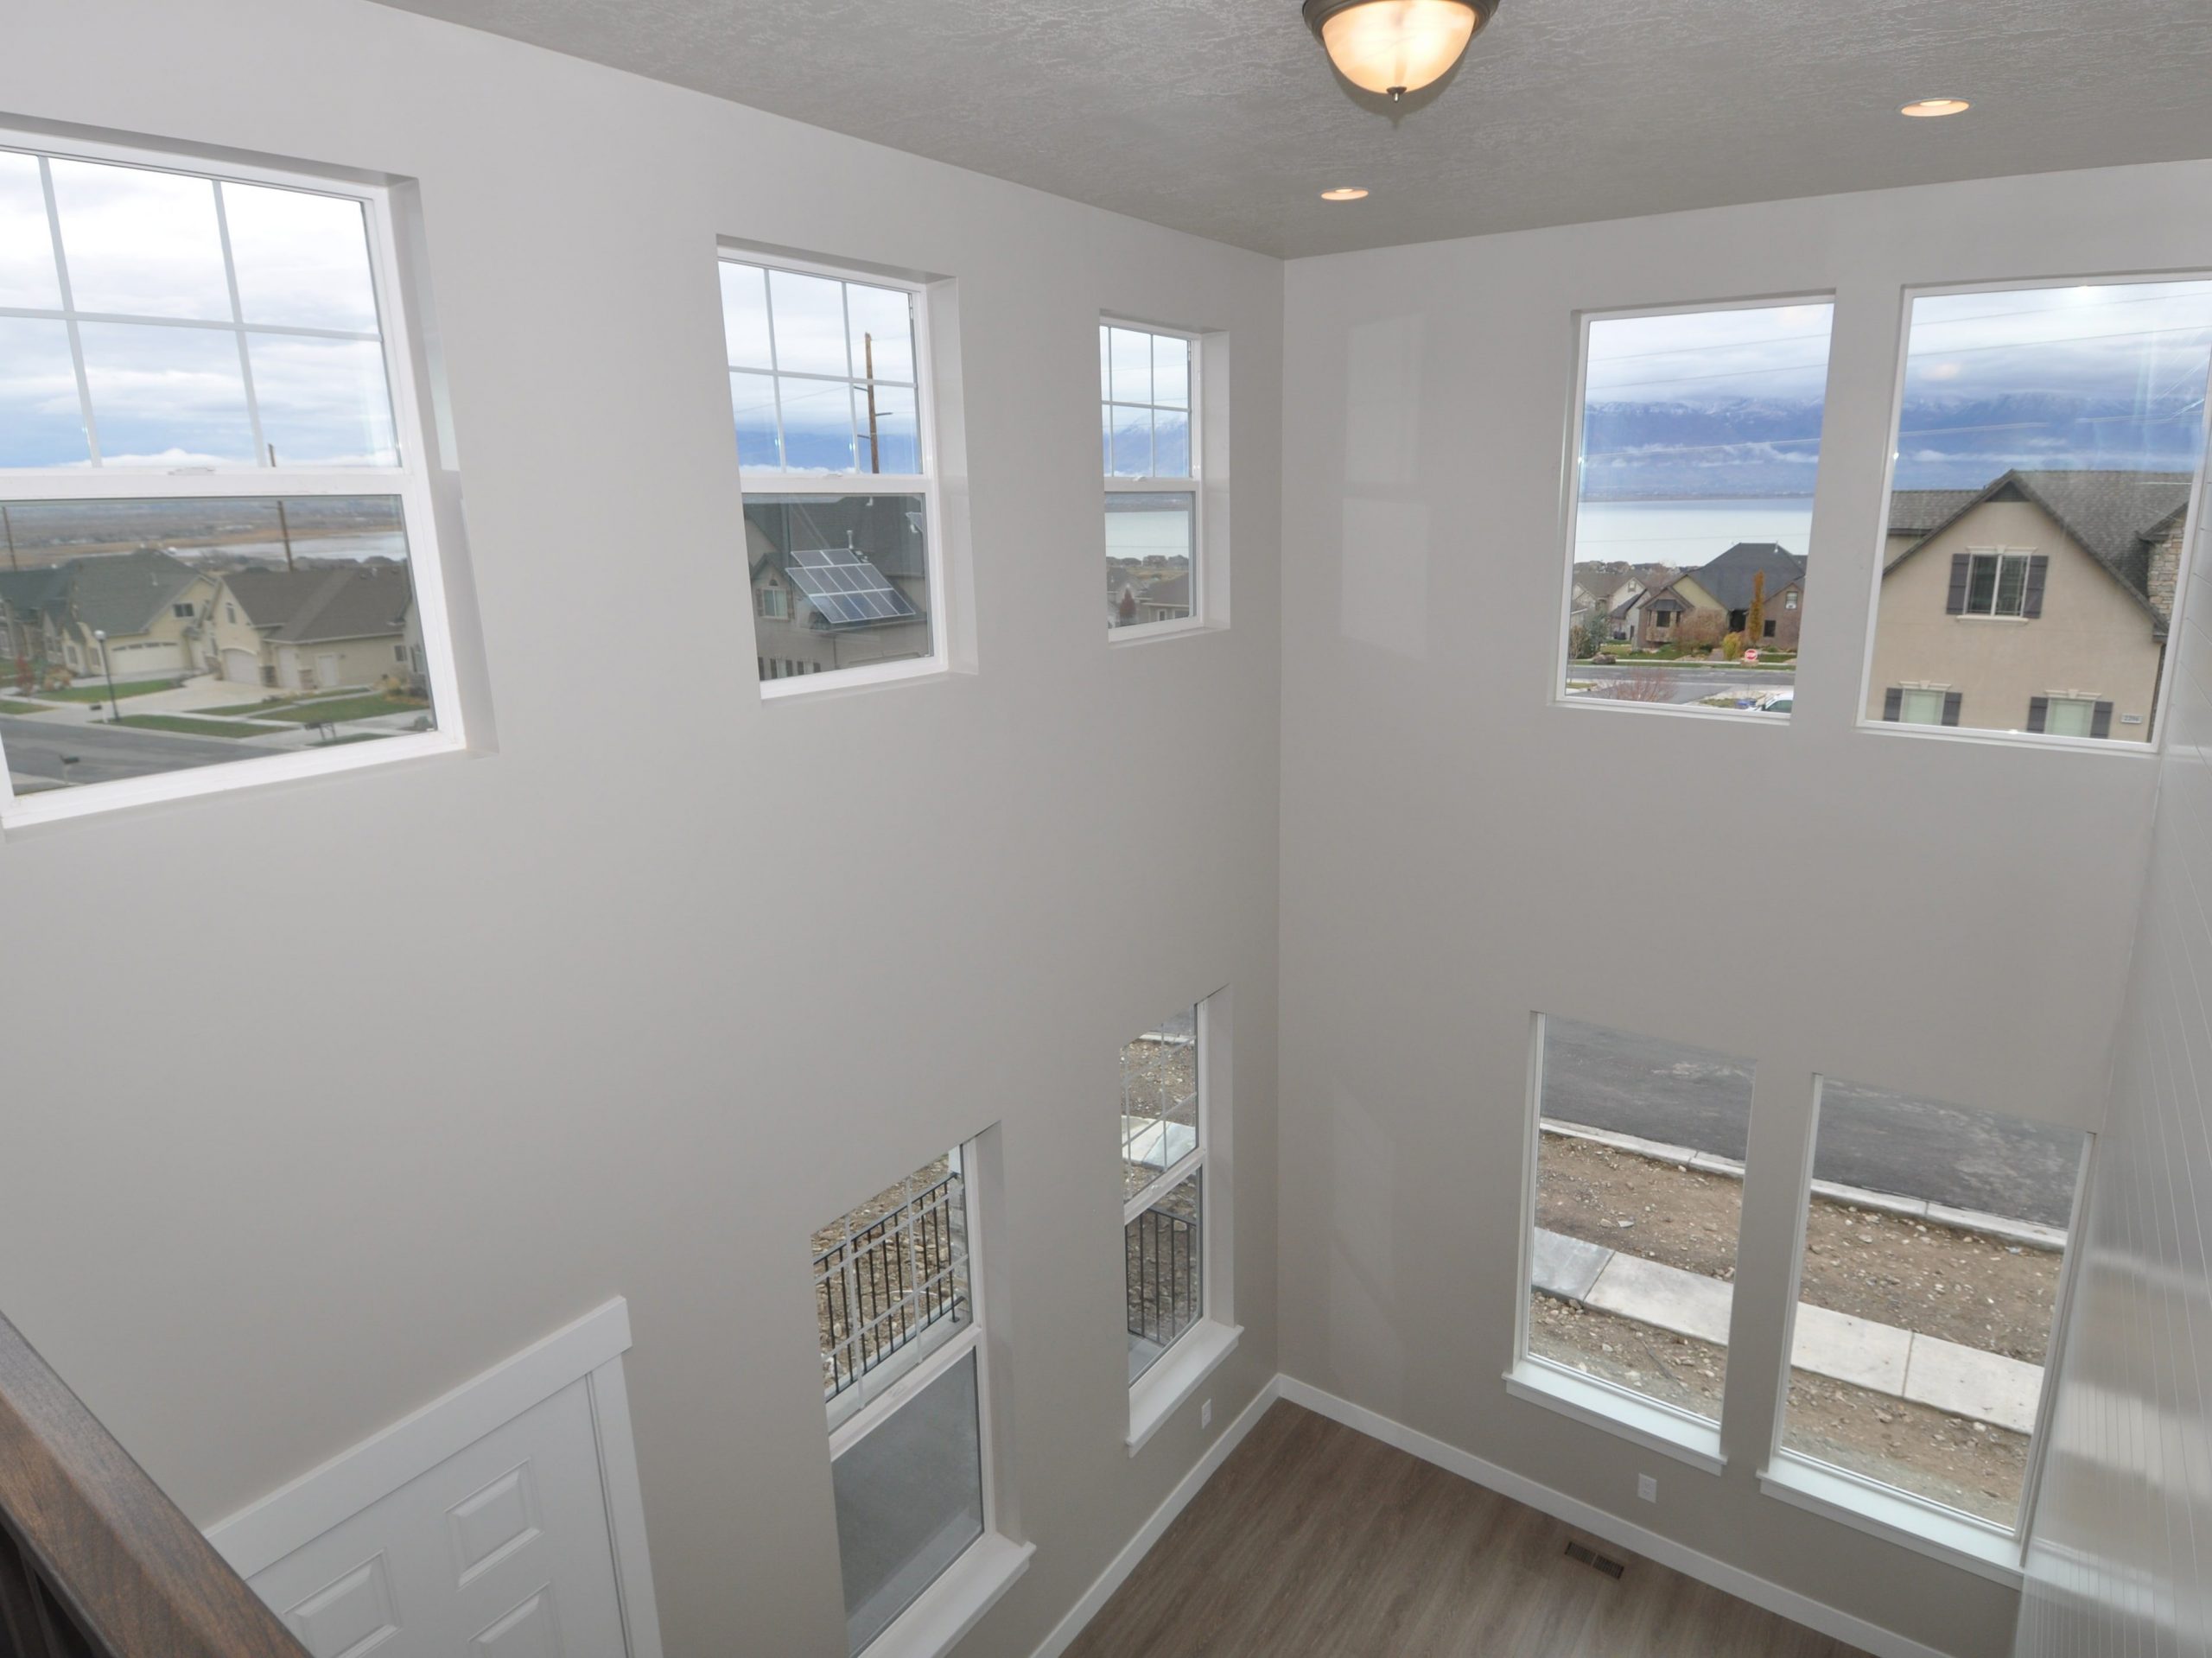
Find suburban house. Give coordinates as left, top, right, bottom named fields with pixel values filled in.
left=1630, top=542, right=1806, bottom=648
left=225, top=563, right=421, bottom=692
left=746, top=499, right=931, bottom=678
left=0, top=547, right=261, bottom=688
left=1866, top=469, right=2189, bottom=740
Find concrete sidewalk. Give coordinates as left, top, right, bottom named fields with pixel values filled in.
left=1531, top=1227, right=2044, bottom=1434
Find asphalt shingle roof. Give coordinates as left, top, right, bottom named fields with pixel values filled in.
left=226, top=564, right=414, bottom=644
left=1890, top=469, right=2192, bottom=616
left=1677, top=542, right=1806, bottom=613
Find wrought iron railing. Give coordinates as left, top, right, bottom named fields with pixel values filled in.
left=816, top=1171, right=964, bottom=1401
left=1126, top=1204, right=1200, bottom=1350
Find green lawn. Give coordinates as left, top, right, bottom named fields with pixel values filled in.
left=200, top=696, right=293, bottom=716
left=112, top=714, right=284, bottom=740
left=41, top=677, right=180, bottom=702
left=0, top=698, right=45, bottom=715
left=262, top=693, right=429, bottom=725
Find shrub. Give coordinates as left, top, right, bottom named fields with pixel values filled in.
left=1720, top=632, right=1747, bottom=660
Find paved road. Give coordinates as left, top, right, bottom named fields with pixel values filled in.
left=1544, top=1016, right=2082, bottom=1227
left=1570, top=663, right=1795, bottom=707
left=1, top=715, right=245, bottom=788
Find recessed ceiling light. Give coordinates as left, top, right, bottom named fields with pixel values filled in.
left=1900, top=98, right=1971, bottom=118
left=1321, top=187, right=1370, bottom=201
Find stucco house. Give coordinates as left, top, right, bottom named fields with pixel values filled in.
left=1866, top=469, right=2189, bottom=740
left=225, top=562, right=420, bottom=691
left=746, top=499, right=932, bottom=678
left=0, top=548, right=260, bottom=687
left=1631, top=542, right=1806, bottom=649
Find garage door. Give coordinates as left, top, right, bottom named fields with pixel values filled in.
left=222, top=648, right=260, bottom=684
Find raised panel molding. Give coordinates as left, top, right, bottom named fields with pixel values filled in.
left=450, top=1463, right=543, bottom=1587
left=284, top=1553, right=400, bottom=1658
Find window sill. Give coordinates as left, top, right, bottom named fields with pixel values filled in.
left=0, top=727, right=466, bottom=835
left=865, top=1531, right=1033, bottom=1658
left=1108, top=616, right=1216, bottom=647
left=760, top=655, right=950, bottom=702
left=1855, top=719, right=2157, bottom=758
left=1128, top=1320, right=1241, bottom=1456
left=1503, top=1360, right=1726, bottom=1475
left=1757, top=1454, right=2022, bottom=1587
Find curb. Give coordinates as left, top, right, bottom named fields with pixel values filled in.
left=1540, top=1121, right=2067, bottom=1252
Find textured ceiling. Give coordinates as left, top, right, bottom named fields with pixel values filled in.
left=368, top=0, right=2212, bottom=257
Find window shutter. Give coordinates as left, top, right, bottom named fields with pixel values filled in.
left=2026, top=696, right=2049, bottom=733
left=1883, top=687, right=1903, bottom=721
left=2022, top=555, right=2049, bottom=618
left=1946, top=554, right=1971, bottom=614
left=2091, top=700, right=2113, bottom=739
left=1941, top=690, right=1962, bottom=727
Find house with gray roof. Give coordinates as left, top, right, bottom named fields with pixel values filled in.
left=1867, top=468, right=2190, bottom=740
left=1629, top=542, right=1807, bottom=650
left=225, top=562, right=420, bottom=692
left=0, top=548, right=262, bottom=689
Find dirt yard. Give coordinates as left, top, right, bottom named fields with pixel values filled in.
left=1537, top=1134, right=2062, bottom=1362
left=1529, top=1299, right=2030, bottom=1525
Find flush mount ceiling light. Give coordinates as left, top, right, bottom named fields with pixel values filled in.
left=1900, top=97, right=1971, bottom=118
left=1303, top=0, right=1500, bottom=102
left=1320, top=187, right=1370, bottom=200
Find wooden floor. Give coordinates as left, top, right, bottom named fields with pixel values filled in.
left=1066, top=1402, right=1868, bottom=1658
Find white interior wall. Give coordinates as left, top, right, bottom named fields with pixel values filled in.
left=2013, top=387, right=2212, bottom=1648
left=1278, top=162, right=2212, bottom=1658
left=0, top=4, right=1282, bottom=1655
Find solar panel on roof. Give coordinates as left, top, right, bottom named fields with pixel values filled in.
left=785, top=546, right=919, bottom=627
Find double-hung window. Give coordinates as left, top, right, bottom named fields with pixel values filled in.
left=0, top=134, right=462, bottom=825
left=1102, top=322, right=1201, bottom=636
left=1960, top=549, right=2036, bottom=618
left=1121, top=993, right=1238, bottom=1447
left=720, top=257, right=944, bottom=693
left=814, top=1141, right=1026, bottom=1654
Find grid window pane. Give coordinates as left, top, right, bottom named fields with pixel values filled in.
left=0, top=152, right=61, bottom=309
left=767, top=268, right=851, bottom=378
left=0, top=319, right=89, bottom=466
left=220, top=182, right=379, bottom=333
left=77, top=321, right=256, bottom=467
left=831, top=1345, right=983, bottom=1656
left=846, top=283, right=916, bottom=387
left=1567, top=302, right=1831, bottom=702
left=245, top=334, right=397, bottom=467
left=0, top=496, right=434, bottom=794
left=1779, top=1080, right=2085, bottom=1530
left=728, top=370, right=782, bottom=470
left=1107, top=326, right=1152, bottom=405
left=1151, top=333, right=1190, bottom=410
left=719, top=262, right=774, bottom=371
left=1109, top=404, right=1151, bottom=478
left=1127, top=1168, right=1201, bottom=1382
left=778, top=375, right=856, bottom=474
left=856, top=382, right=918, bottom=475
left=744, top=495, right=930, bottom=682
left=1866, top=280, right=2212, bottom=740
left=1527, top=1016, right=1755, bottom=1425
left=48, top=157, right=232, bottom=321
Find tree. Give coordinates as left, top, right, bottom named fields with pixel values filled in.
left=1747, top=571, right=1766, bottom=648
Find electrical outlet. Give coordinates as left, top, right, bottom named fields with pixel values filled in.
left=1637, top=1474, right=1657, bottom=1502
left=1200, top=1398, right=1213, bottom=1429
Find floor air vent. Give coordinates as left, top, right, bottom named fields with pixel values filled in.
left=1563, top=1540, right=1626, bottom=1579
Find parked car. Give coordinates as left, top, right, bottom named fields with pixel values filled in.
left=1755, top=689, right=1796, bottom=714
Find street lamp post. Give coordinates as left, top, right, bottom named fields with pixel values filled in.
left=92, top=628, right=118, bottom=722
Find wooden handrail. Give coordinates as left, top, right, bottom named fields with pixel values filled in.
left=0, top=1313, right=306, bottom=1658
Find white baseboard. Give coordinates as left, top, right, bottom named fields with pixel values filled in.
left=1276, top=1376, right=1955, bottom=1658
left=1030, top=1375, right=1281, bottom=1658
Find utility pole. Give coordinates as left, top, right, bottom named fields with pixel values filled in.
left=863, top=331, right=880, bottom=474
left=275, top=499, right=296, bottom=571
left=2, top=503, right=16, bottom=571
left=93, top=628, right=118, bottom=721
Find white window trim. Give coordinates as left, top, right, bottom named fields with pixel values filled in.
left=1854, top=272, right=2212, bottom=753
left=721, top=251, right=950, bottom=701
left=1955, top=545, right=2036, bottom=620
left=1123, top=989, right=1237, bottom=1449
left=825, top=1137, right=1026, bottom=1658
left=1550, top=292, right=1834, bottom=718
left=1758, top=1079, right=2096, bottom=1578
left=1103, top=316, right=1205, bottom=644
left=0, top=128, right=467, bottom=832
left=1512, top=1013, right=1738, bottom=1463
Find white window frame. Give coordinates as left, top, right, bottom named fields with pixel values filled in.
left=1506, top=1012, right=1727, bottom=1475
left=1124, top=988, right=1239, bottom=1452
left=0, top=128, right=466, bottom=831
left=1553, top=293, right=1834, bottom=723
left=2042, top=693, right=2100, bottom=737
left=720, top=250, right=949, bottom=701
left=1758, top=1077, right=2097, bottom=1585
left=1857, top=272, right=2212, bottom=755
left=1102, top=318, right=1205, bottom=644
left=822, top=1135, right=1030, bottom=1658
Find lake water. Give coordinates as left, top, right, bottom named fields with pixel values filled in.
left=1574, top=499, right=1816, bottom=569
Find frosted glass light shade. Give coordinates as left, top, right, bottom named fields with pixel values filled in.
left=1306, top=0, right=1493, bottom=98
